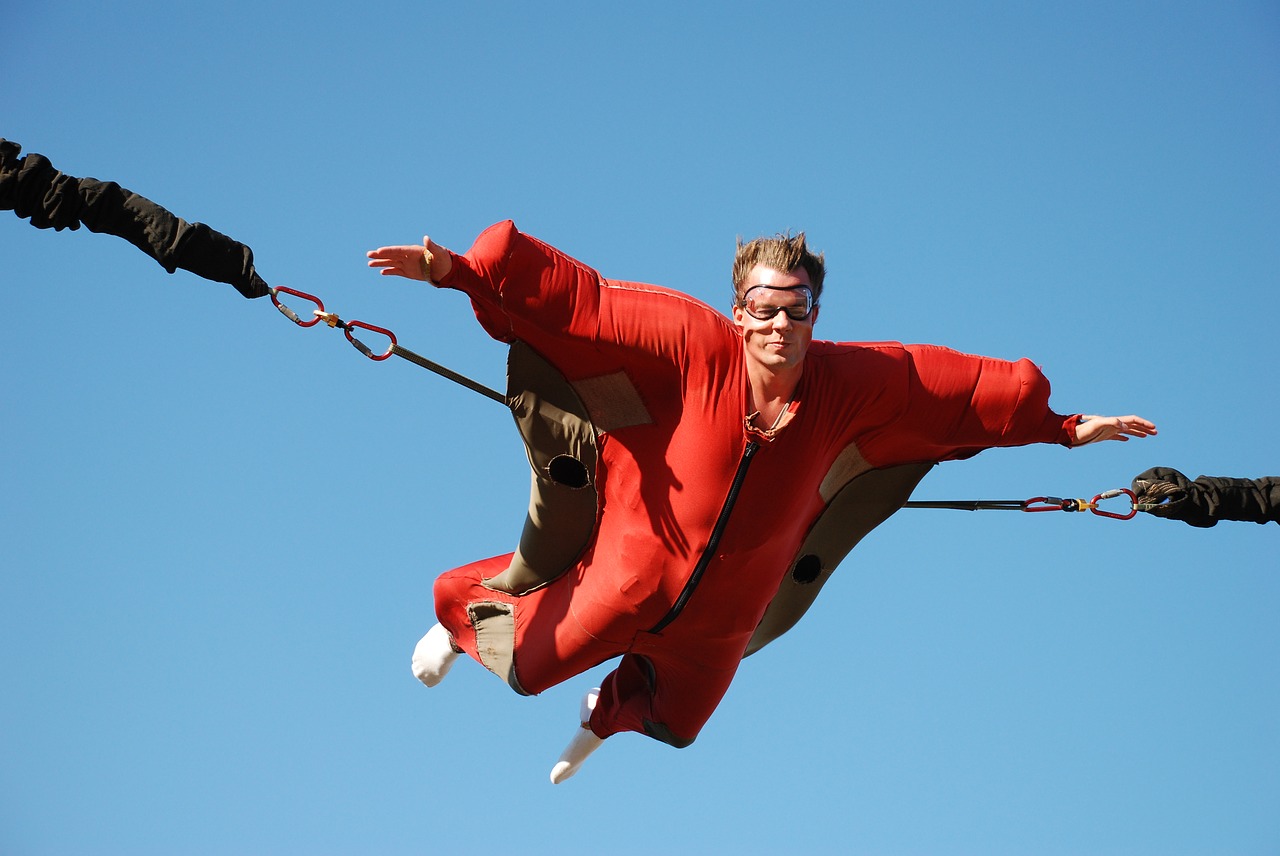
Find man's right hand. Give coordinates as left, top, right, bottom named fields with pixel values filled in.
left=367, top=235, right=453, bottom=283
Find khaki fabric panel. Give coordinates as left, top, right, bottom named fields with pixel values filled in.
left=572, top=371, right=653, bottom=433
left=744, top=461, right=934, bottom=657
left=468, top=602, right=529, bottom=695
left=819, top=442, right=874, bottom=503
left=482, top=342, right=601, bottom=595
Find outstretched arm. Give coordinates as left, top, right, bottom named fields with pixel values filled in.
left=1073, top=415, right=1158, bottom=445
left=366, top=222, right=603, bottom=344
left=2, top=138, right=270, bottom=299
left=878, top=345, right=1159, bottom=461
left=367, top=237, right=453, bottom=283
left=366, top=221, right=731, bottom=365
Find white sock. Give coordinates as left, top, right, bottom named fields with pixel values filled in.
left=549, top=687, right=604, bottom=784
left=410, top=623, right=459, bottom=688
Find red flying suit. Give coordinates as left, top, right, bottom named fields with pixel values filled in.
left=430, top=221, right=1079, bottom=747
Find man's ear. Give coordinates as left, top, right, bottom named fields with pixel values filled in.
left=731, top=304, right=746, bottom=328
left=810, top=305, right=820, bottom=325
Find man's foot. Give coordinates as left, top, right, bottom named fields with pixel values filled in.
left=410, top=623, right=459, bottom=687
left=549, top=687, right=603, bottom=784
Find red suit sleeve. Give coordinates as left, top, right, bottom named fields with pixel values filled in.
left=434, top=220, right=598, bottom=344
left=851, top=343, right=1081, bottom=465
left=899, top=344, right=1079, bottom=457
left=435, top=219, right=735, bottom=372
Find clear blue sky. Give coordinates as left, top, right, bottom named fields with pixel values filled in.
left=3, top=2, right=1277, bottom=854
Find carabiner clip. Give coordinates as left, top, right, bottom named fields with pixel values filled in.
left=343, top=319, right=397, bottom=361
left=1089, top=488, right=1138, bottom=520
left=1022, top=496, right=1072, bottom=512
left=270, top=286, right=326, bottom=328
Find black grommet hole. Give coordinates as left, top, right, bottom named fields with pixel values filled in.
left=792, top=554, right=822, bottom=584
left=547, top=454, right=590, bottom=489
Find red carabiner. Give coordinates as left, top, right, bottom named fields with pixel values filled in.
left=1022, top=496, right=1069, bottom=512
left=270, top=286, right=325, bottom=328
left=343, top=319, right=398, bottom=361
left=1090, top=488, right=1138, bottom=520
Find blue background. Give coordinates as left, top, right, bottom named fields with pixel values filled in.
left=3, top=2, right=1277, bottom=854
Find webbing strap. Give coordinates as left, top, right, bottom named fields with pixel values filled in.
left=389, top=343, right=506, bottom=404
left=903, top=500, right=1026, bottom=511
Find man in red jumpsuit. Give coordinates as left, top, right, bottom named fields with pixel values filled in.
left=368, top=222, right=1156, bottom=783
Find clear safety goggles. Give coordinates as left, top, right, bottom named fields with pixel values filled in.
left=738, top=285, right=816, bottom=322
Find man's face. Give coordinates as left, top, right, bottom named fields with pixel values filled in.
left=732, top=264, right=818, bottom=373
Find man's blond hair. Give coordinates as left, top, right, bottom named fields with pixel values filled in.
left=732, top=232, right=826, bottom=306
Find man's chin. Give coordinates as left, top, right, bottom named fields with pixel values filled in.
left=753, top=349, right=797, bottom=368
